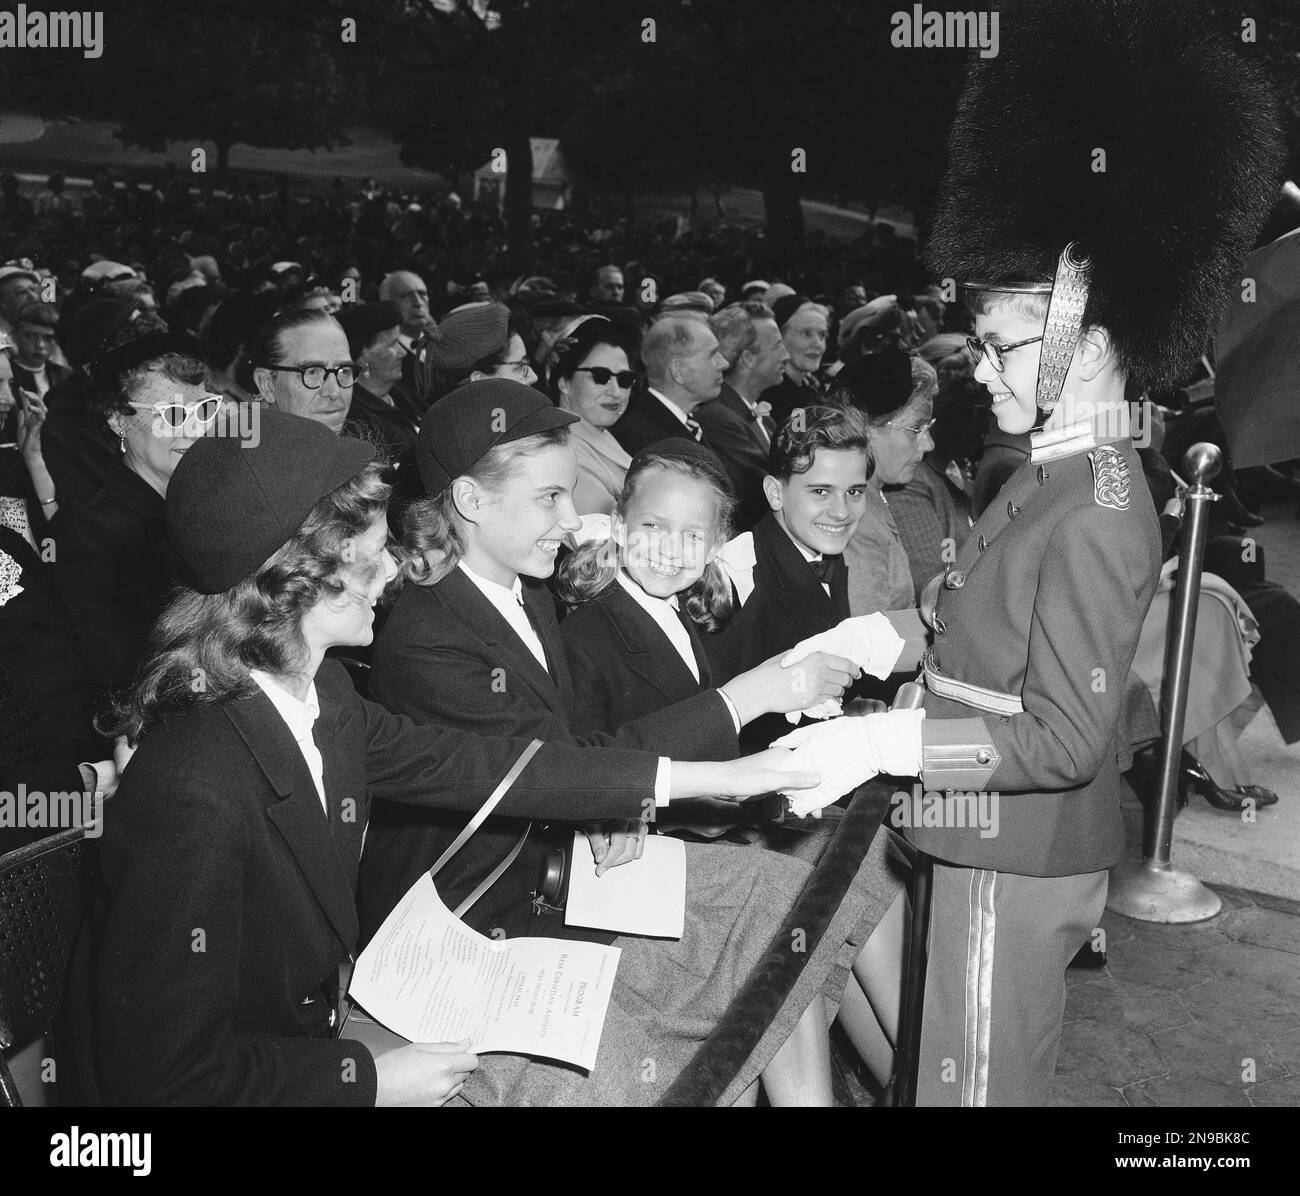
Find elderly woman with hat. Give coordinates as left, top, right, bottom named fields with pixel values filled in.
left=71, top=405, right=820, bottom=1106
left=830, top=346, right=938, bottom=624
left=758, top=294, right=830, bottom=427
left=53, top=311, right=223, bottom=705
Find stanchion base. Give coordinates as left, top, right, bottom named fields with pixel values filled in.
left=1106, top=860, right=1222, bottom=923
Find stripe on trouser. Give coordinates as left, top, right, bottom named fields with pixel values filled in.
left=961, top=869, right=997, bottom=1106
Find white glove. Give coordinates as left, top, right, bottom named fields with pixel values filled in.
left=781, top=612, right=906, bottom=681
left=784, top=696, right=843, bottom=725
left=767, top=709, right=925, bottom=816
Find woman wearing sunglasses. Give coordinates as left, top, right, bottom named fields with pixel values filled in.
left=53, top=320, right=224, bottom=706
left=550, top=316, right=636, bottom=516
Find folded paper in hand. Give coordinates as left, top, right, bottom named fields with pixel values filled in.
left=349, top=874, right=620, bottom=1071
left=565, top=831, right=686, bottom=939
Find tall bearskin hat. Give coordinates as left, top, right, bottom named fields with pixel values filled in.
left=925, top=0, right=1285, bottom=398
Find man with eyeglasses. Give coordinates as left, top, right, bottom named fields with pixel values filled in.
left=252, top=311, right=357, bottom=435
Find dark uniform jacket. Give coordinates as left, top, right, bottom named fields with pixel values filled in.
left=358, top=567, right=737, bottom=945
left=693, top=383, right=773, bottom=533
left=72, top=659, right=659, bottom=1107
left=911, top=424, right=1162, bottom=876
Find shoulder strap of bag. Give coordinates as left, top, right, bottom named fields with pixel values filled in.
left=427, top=738, right=544, bottom=918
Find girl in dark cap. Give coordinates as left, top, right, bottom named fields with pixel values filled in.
left=73, top=405, right=824, bottom=1107
left=363, top=379, right=860, bottom=1105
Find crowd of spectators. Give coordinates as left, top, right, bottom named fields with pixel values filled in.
left=1, top=163, right=1296, bottom=851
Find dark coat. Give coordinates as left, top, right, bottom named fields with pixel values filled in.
left=72, top=658, right=658, bottom=1107
left=52, top=462, right=180, bottom=703
left=0, top=523, right=100, bottom=770
left=692, top=383, right=772, bottom=533
left=344, top=384, right=418, bottom=461
left=757, top=372, right=823, bottom=430
left=12, top=358, right=71, bottom=398
left=0, top=517, right=102, bottom=854
left=37, top=374, right=119, bottom=518
left=709, top=512, right=850, bottom=678
left=610, top=380, right=699, bottom=457
left=562, top=579, right=717, bottom=736
left=707, top=512, right=853, bottom=752
left=359, top=567, right=737, bottom=945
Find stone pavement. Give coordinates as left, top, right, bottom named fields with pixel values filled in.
left=1054, top=886, right=1300, bottom=1107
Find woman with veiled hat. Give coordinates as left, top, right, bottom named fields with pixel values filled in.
left=52, top=312, right=223, bottom=706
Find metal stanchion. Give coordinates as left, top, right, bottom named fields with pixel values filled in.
left=1107, top=442, right=1223, bottom=923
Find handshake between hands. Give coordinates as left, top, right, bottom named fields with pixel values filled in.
left=779, top=612, right=908, bottom=722
left=767, top=613, right=922, bottom=816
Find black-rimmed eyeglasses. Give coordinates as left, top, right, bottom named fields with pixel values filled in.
left=261, top=363, right=357, bottom=389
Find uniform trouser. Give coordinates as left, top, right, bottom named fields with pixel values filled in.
left=915, top=863, right=1108, bottom=1107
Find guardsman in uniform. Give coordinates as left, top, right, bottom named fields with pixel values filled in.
left=767, top=0, right=1282, bottom=1104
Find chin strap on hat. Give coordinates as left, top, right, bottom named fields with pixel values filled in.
left=1035, top=242, right=1091, bottom=415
